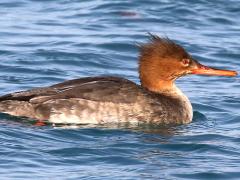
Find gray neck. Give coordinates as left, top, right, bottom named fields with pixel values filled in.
left=163, top=84, right=193, bottom=124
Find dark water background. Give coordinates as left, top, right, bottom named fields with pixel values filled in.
left=0, top=0, right=240, bottom=179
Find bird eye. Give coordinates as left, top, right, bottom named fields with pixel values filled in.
left=182, top=59, right=190, bottom=67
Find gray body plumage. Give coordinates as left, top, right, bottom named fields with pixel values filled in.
left=0, top=77, right=192, bottom=125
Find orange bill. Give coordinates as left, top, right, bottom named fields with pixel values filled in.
left=191, top=63, right=238, bottom=77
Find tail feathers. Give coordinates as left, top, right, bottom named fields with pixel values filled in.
left=0, top=100, right=36, bottom=119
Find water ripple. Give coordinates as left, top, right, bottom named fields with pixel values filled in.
left=0, top=0, right=239, bottom=179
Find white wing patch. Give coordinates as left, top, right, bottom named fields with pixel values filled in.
left=45, top=98, right=140, bottom=124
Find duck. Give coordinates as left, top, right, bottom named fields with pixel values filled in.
left=0, top=34, right=237, bottom=125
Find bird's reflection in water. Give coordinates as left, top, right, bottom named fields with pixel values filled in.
left=52, top=121, right=187, bottom=137
left=0, top=113, right=188, bottom=137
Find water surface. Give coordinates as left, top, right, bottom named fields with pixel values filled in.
left=0, top=0, right=240, bottom=179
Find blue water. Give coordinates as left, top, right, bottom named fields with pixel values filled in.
left=0, top=0, right=240, bottom=179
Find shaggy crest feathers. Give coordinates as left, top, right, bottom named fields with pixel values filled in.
left=138, top=34, right=192, bottom=91
left=139, top=34, right=190, bottom=60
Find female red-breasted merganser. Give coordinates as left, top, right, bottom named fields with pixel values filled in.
left=0, top=35, right=237, bottom=125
